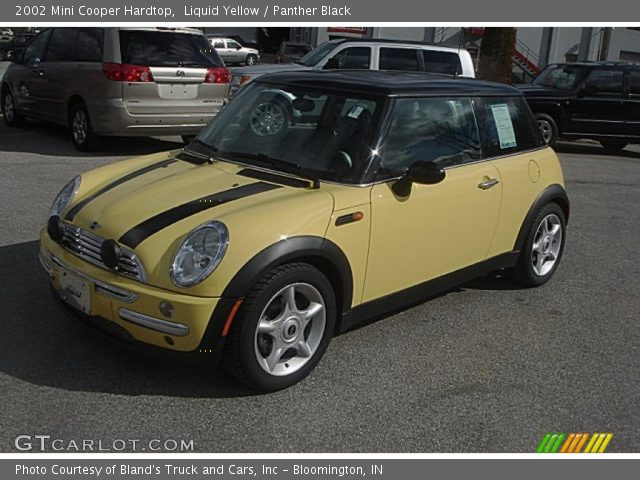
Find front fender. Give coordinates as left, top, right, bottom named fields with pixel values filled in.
left=221, top=236, right=353, bottom=312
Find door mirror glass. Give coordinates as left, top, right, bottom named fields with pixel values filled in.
left=6, top=50, right=19, bottom=63
left=407, top=160, right=446, bottom=185
left=392, top=161, right=446, bottom=196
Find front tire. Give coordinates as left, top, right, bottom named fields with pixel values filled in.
left=510, top=203, right=566, bottom=287
left=223, top=263, right=336, bottom=392
left=2, top=89, right=26, bottom=127
left=535, top=113, right=558, bottom=147
left=245, top=54, right=258, bottom=66
left=70, top=102, right=99, bottom=151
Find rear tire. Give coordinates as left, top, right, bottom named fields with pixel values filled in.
left=70, top=102, right=99, bottom=151
left=223, top=263, right=336, bottom=392
left=509, top=203, right=566, bottom=287
left=2, top=88, right=26, bottom=127
left=600, top=140, right=627, bottom=151
left=535, top=113, right=558, bottom=147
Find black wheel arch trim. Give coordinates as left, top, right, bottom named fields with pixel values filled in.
left=221, top=235, right=353, bottom=310
left=514, top=183, right=570, bottom=253
left=198, top=236, right=354, bottom=353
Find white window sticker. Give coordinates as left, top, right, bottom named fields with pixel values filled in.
left=348, top=106, right=364, bottom=119
left=490, top=104, right=517, bottom=149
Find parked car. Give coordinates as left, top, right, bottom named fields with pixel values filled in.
left=208, top=36, right=260, bottom=66
left=229, top=38, right=476, bottom=95
left=2, top=32, right=37, bottom=60
left=40, top=71, right=568, bottom=391
left=1, top=27, right=230, bottom=150
left=519, top=61, right=640, bottom=150
left=0, top=28, right=13, bottom=43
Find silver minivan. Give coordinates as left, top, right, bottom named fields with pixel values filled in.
left=1, top=27, right=230, bottom=150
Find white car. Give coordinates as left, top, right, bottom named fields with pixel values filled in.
left=230, top=38, right=475, bottom=94
left=209, top=36, right=260, bottom=66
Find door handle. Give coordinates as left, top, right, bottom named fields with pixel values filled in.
left=478, top=178, right=500, bottom=190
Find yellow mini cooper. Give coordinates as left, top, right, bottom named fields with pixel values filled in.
left=40, top=71, right=569, bottom=391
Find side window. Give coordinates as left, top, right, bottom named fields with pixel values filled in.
left=47, top=28, right=77, bottom=62
left=74, top=28, right=104, bottom=62
left=475, top=97, right=544, bottom=158
left=379, top=48, right=420, bottom=71
left=23, top=30, right=51, bottom=64
left=423, top=51, right=462, bottom=75
left=213, top=41, right=224, bottom=48
left=629, top=70, right=640, bottom=96
left=227, top=40, right=241, bottom=49
left=377, top=97, right=481, bottom=177
left=582, top=69, right=624, bottom=96
left=329, top=47, right=371, bottom=70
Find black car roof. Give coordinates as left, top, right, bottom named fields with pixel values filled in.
left=255, top=70, right=521, bottom=97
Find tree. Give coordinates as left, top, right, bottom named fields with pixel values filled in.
left=477, top=28, right=516, bottom=84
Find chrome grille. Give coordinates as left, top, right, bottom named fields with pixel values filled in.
left=61, top=223, right=147, bottom=283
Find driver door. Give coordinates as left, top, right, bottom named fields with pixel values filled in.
left=363, top=97, right=503, bottom=302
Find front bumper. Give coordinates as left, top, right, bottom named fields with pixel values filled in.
left=39, top=230, right=233, bottom=359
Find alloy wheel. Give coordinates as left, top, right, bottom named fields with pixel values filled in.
left=254, top=282, right=326, bottom=376
left=3, top=93, right=15, bottom=123
left=531, top=213, right=562, bottom=277
left=537, top=119, right=553, bottom=144
left=249, top=102, right=286, bottom=136
left=72, top=109, right=88, bottom=145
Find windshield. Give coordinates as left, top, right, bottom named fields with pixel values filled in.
left=533, top=65, right=583, bottom=89
left=195, top=82, right=381, bottom=184
left=296, top=41, right=339, bottom=66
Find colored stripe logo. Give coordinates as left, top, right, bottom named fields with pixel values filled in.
left=537, top=433, right=613, bottom=453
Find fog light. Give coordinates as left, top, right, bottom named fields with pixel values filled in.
left=100, top=239, right=121, bottom=270
left=159, top=301, right=175, bottom=319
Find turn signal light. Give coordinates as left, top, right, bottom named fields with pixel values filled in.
left=103, top=63, right=154, bottom=83
left=205, top=67, right=230, bottom=84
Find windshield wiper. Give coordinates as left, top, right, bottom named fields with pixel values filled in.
left=180, top=140, right=218, bottom=165
left=225, top=151, right=320, bottom=189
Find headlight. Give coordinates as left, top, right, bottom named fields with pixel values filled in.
left=170, top=221, right=229, bottom=287
left=49, top=176, right=80, bottom=218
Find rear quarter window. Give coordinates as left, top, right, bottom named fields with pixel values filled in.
left=74, top=28, right=104, bottom=62
left=422, top=51, right=462, bottom=75
left=119, top=30, right=223, bottom=67
left=475, top=96, right=544, bottom=158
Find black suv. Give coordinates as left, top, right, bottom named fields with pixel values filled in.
left=519, top=62, right=640, bottom=151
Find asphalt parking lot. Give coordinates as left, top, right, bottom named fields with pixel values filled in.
left=0, top=119, right=638, bottom=453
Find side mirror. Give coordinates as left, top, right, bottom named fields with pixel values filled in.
left=392, top=161, right=446, bottom=196
left=323, top=58, right=340, bottom=70
left=236, top=45, right=242, bottom=50
left=6, top=50, right=18, bottom=62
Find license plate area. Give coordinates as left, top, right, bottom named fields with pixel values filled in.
left=157, top=83, right=199, bottom=100
left=59, top=268, right=92, bottom=314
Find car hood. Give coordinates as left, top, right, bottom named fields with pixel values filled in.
left=66, top=152, right=335, bottom=293
left=231, top=63, right=310, bottom=76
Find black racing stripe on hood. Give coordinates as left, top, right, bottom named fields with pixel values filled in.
left=64, top=158, right=178, bottom=221
left=118, top=182, right=282, bottom=249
